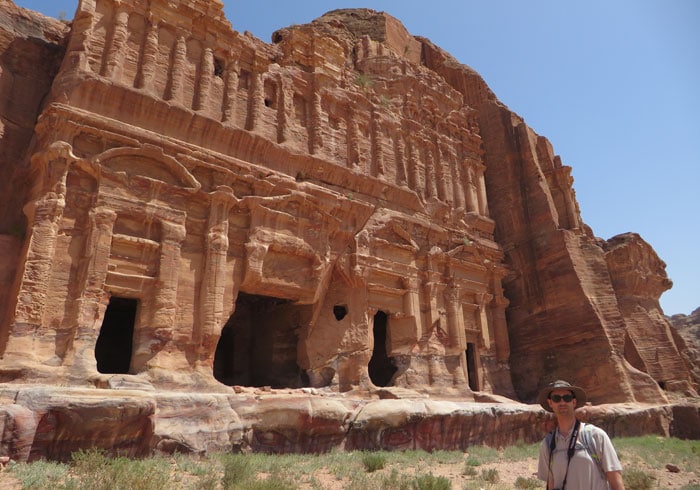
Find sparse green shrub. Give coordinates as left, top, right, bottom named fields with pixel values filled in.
left=623, top=468, right=656, bottom=490
left=70, top=450, right=171, bottom=490
left=411, top=473, right=451, bottom=490
left=462, top=464, right=478, bottom=476
left=222, top=453, right=254, bottom=488
left=515, top=476, right=541, bottom=489
left=362, top=451, right=387, bottom=472
left=244, top=475, right=297, bottom=490
left=480, top=467, right=499, bottom=484
left=354, top=73, right=372, bottom=90
left=464, top=456, right=481, bottom=467
left=9, top=460, right=69, bottom=490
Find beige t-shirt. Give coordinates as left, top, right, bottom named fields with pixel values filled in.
left=537, top=422, right=622, bottom=489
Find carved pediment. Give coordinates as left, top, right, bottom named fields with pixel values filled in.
left=92, top=145, right=200, bottom=191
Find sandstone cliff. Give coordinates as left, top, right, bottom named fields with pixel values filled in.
left=0, top=0, right=697, bottom=459
left=668, top=307, right=700, bottom=389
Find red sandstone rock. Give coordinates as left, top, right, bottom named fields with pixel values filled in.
left=0, top=0, right=697, bottom=460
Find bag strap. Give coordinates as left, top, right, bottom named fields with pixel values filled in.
left=548, top=420, right=581, bottom=490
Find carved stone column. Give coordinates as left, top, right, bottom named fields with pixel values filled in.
left=475, top=163, right=489, bottom=217
left=194, top=47, right=214, bottom=112
left=407, top=137, right=420, bottom=192
left=309, top=78, right=323, bottom=154
left=69, top=207, right=117, bottom=372
left=167, top=35, right=187, bottom=102
left=402, top=276, right=422, bottom=340
left=434, top=142, right=448, bottom=203
left=11, top=194, right=66, bottom=339
left=222, top=60, right=239, bottom=124
left=102, top=6, right=129, bottom=79
left=445, top=283, right=466, bottom=352
left=394, top=129, right=407, bottom=186
left=152, top=220, right=186, bottom=328
left=450, top=147, right=466, bottom=209
left=346, top=104, right=360, bottom=167
left=424, top=143, right=439, bottom=200
left=197, top=187, right=235, bottom=365
left=6, top=144, right=72, bottom=357
left=465, top=164, right=479, bottom=213
left=132, top=220, right=186, bottom=371
left=371, top=111, right=384, bottom=177
left=277, top=76, right=291, bottom=143
left=137, top=17, right=159, bottom=90
left=246, top=70, right=263, bottom=131
left=476, top=292, right=493, bottom=349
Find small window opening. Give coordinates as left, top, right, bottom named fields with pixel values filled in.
left=213, top=57, right=224, bottom=78
left=95, top=297, right=137, bottom=374
left=333, top=305, right=348, bottom=321
left=368, top=311, right=396, bottom=387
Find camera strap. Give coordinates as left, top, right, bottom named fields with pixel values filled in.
left=548, top=419, right=581, bottom=490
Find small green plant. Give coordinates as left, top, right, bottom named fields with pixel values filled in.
left=376, top=468, right=412, bottom=489
left=464, top=456, right=481, bottom=467
left=515, top=476, right=541, bottom=489
left=466, top=445, right=500, bottom=464
left=622, top=468, right=656, bottom=490
left=362, top=451, right=387, bottom=472
left=412, top=473, right=451, bottom=490
left=354, top=73, right=372, bottom=90
left=480, top=467, right=499, bottom=484
left=244, top=475, right=297, bottom=490
left=222, top=453, right=254, bottom=488
left=462, top=464, right=478, bottom=476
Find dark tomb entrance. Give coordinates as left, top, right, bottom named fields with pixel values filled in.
left=95, top=297, right=137, bottom=374
left=368, top=311, right=397, bottom=387
left=466, top=342, right=479, bottom=391
left=213, top=292, right=305, bottom=388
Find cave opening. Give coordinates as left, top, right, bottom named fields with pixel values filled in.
left=213, top=292, right=305, bottom=388
left=95, top=296, right=137, bottom=374
left=368, top=310, right=396, bottom=387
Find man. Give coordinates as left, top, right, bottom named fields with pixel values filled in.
left=536, top=380, right=625, bottom=490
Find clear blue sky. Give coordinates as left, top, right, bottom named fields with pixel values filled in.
left=16, top=0, right=700, bottom=315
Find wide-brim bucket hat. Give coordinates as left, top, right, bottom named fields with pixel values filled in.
left=537, top=380, right=587, bottom=412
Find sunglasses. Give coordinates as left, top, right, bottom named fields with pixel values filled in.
left=549, top=394, right=575, bottom=403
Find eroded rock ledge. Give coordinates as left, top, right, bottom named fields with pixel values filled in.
left=1, top=385, right=697, bottom=462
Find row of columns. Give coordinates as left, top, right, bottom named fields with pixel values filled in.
left=89, top=2, right=491, bottom=217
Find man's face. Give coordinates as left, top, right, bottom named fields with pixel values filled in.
left=547, top=389, right=577, bottom=414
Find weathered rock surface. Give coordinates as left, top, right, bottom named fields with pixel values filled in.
left=668, top=308, right=700, bottom=391
left=0, top=0, right=697, bottom=459
left=1, top=384, right=694, bottom=462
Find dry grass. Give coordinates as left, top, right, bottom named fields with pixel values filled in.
left=0, top=436, right=698, bottom=489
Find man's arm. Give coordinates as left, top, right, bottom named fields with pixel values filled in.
left=606, top=470, right=625, bottom=490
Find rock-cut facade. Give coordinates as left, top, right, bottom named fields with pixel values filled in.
left=0, top=0, right=695, bottom=406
